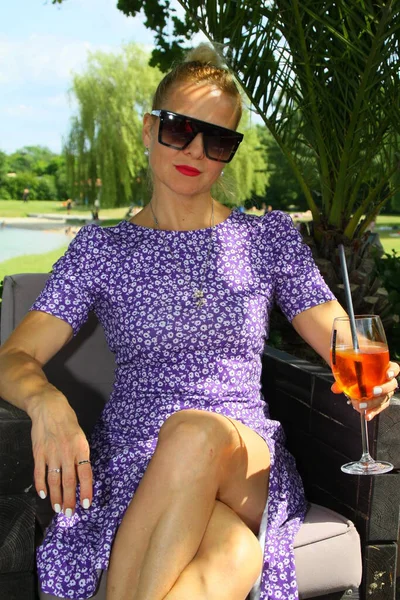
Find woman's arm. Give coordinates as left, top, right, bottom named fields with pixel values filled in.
left=291, top=300, right=347, bottom=365
left=0, top=310, right=73, bottom=416
left=0, top=311, right=93, bottom=513
left=291, top=300, right=399, bottom=419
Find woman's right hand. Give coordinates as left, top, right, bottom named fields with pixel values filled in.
left=29, top=392, right=93, bottom=516
left=0, top=311, right=91, bottom=515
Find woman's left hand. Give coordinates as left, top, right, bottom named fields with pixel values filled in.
left=331, top=361, right=400, bottom=420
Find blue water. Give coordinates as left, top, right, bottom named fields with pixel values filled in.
left=0, top=228, right=70, bottom=263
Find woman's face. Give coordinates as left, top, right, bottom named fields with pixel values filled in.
left=143, top=81, right=239, bottom=199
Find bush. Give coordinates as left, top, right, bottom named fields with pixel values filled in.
left=0, top=173, right=37, bottom=200
left=35, top=175, right=58, bottom=200
left=374, top=250, right=400, bottom=360
left=0, top=173, right=58, bottom=200
left=0, top=188, right=12, bottom=200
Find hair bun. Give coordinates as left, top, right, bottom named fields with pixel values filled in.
left=184, top=43, right=225, bottom=69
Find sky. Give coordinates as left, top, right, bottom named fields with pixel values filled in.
left=0, top=0, right=201, bottom=155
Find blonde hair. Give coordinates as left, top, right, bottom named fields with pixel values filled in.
left=151, top=43, right=242, bottom=126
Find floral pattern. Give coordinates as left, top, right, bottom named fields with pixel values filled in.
left=31, top=210, right=335, bottom=599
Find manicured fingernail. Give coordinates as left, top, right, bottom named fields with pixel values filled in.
left=359, top=402, right=368, bottom=409
left=82, top=498, right=90, bottom=509
left=39, top=490, right=46, bottom=499
left=388, top=370, right=395, bottom=379
left=65, top=508, right=73, bottom=518
left=373, top=386, right=383, bottom=396
left=54, top=503, right=61, bottom=513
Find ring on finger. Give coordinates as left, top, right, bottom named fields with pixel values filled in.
left=77, top=459, right=91, bottom=467
left=47, top=467, right=62, bottom=473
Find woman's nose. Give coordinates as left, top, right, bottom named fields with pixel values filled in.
left=182, top=133, right=205, bottom=160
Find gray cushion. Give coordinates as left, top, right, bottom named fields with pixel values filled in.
left=1, top=273, right=52, bottom=343
left=294, top=503, right=362, bottom=598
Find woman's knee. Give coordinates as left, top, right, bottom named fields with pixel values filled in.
left=230, top=522, right=263, bottom=587
left=200, top=501, right=263, bottom=594
left=224, top=518, right=262, bottom=583
left=155, top=410, right=238, bottom=484
left=158, top=410, right=237, bottom=454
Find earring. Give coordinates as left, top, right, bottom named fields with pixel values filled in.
left=221, top=170, right=225, bottom=176
left=144, top=148, right=149, bottom=156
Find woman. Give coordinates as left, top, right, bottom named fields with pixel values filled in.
left=0, top=44, right=398, bottom=600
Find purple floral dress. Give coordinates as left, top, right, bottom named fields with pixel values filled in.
left=31, top=210, right=335, bottom=600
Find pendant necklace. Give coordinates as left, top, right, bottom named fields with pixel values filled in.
left=149, top=198, right=215, bottom=308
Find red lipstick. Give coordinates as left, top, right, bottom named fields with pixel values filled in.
left=175, top=165, right=201, bottom=177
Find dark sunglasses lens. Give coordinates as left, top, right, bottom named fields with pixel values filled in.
left=204, top=134, right=238, bottom=162
left=160, top=115, right=194, bottom=148
left=159, top=112, right=241, bottom=162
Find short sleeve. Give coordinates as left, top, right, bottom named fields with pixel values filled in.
left=29, top=225, right=101, bottom=336
left=266, top=211, right=336, bottom=321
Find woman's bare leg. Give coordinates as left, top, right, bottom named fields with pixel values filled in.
left=106, top=410, right=269, bottom=600
left=164, top=500, right=263, bottom=600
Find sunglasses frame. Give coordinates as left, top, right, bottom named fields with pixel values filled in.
left=151, top=109, right=243, bottom=163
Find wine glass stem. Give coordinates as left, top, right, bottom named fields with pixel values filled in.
left=360, top=409, right=374, bottom=464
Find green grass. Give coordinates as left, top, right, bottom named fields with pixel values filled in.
left=0, top=245, right=68, bottom=283
left=373, top=216, right=400, bottom=255
left=0, top=200, right=76, bottom=218
left=374, top=214, right=400, bottom=226
left=0, top=199, right=130, bottom=219
left=379, top=235, right=400, bottom=255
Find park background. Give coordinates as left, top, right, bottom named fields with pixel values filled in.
left=1, top=0, right=400, bottom=360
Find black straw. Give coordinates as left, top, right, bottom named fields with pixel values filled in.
left=338, top=244, right=366, bottom=397
left=338, top=244, right=359, bottom=351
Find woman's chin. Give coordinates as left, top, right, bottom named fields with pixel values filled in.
left=158, top=178, right=209, bottom=198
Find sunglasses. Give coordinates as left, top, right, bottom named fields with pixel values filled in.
left=151, top=110, right=244, bottom=163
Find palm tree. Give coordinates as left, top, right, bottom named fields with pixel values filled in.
left=177, top=0, right=400, bottom=352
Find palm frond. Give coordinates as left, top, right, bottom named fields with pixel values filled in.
left=178, top=0, right=400, bottom=237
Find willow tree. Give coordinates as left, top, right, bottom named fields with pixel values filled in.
left=64, top=44, right=162, bottom=208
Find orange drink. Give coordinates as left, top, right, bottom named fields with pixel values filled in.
left=330, top=344, right=389, bottom=400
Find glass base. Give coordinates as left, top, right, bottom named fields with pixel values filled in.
left=341, top=460, right=394, bottom=475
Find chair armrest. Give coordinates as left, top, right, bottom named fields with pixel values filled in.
left=0, top=398, right=34, bottom=495
left=0, top=397, right=36, bottom=596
